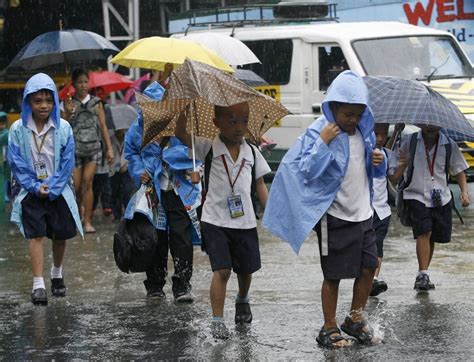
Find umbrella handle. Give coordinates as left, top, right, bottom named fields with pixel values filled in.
left=189, top=101, right=200, bottom=184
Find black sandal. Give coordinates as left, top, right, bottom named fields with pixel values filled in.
left=316, top=326, right=353, bottom=348
left=340, top=316, right=375, bottom=345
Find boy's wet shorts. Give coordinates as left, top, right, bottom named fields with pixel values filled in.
left=315, top=214, right=378, bottom=280
left=75, top=149, right=102, bottom=168
left=407, top=199, right=452, bottom=243
left=373, top=213, right=391, bottom=258
left=21, top=193, right=77, bottom=240
left=201, top=222, right=261, bottom=274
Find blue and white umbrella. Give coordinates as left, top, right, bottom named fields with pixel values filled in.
left=364, top=76, right=474, bottom=138
left=8, top=29, right=119, bottom=70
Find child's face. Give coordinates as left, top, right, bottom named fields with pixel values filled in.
left=29, top=91, right=54, bottom=122
left=374, top=123, right=389, bottom=148
left=73, top=74, right=89, bottom=98
left=419, top=124, right=441, bottom=138
left=214, top=102, right=249, bottom=144
left=332, top=103, right=366, bottom=135
left=0, top=121, right=6, bottom=130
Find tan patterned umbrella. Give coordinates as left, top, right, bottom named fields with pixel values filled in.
left=140, top=58, right=289, bottom=146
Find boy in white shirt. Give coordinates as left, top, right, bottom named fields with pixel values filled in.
left=397, top=125, right=469, bottom=291
left=176, top=102, right=271, bottom=339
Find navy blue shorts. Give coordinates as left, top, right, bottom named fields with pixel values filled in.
left=373, top=213, right=391, bottom=258
left=201, top=222, right=261, bottom=274
left=315, top=214, right=378, bottom=280
left=21, top=193, right=77, bottom=240
left=407, top=199, right=452, bottom=243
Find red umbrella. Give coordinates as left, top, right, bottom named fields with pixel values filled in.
left=58, top=81, right=75, bottom=101
left=88, top=70, right=133, bottom=93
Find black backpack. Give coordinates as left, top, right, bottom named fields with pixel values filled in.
left=71, top=97, right=101, bottom=157
left=396, top=132, right=452, bottom=226
left=113, top=213, right=159, bottom=273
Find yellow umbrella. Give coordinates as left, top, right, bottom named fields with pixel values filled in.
left=110, top=36, right=233, bottom=73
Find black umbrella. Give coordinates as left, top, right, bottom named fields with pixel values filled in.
left=8, top=29, right=120, bottom=70
left=234, top=69, right=268, bottom=87
left=364, top=76, right=474, bottom=138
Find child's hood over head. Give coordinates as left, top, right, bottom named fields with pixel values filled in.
left=21, top=73, right=60, bottom=128
left=322, top=70, right=375, bottom=135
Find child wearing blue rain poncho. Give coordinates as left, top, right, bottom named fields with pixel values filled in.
left=124, top=81, right=201, bottom=302
left=263, top=71, right=386, bottom=348
left=8, top=73, right=83, bottom=306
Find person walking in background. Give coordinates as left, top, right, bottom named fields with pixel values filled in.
left=61, top=69, right=114, bottom=233
left=396, top=124, right=470, bottom=291
left=263, top=71, right=386, bottom=347
left=370, top=123, right=406, bottom=297
left=7, top=73, right=83, bottom=305
left=0, top=111, right=11, bottom=205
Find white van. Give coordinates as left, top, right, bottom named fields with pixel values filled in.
left=172, top=15, right=474, bottom=177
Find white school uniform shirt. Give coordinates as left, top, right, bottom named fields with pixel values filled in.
left=194, top=135, right=271, bottom=229
left=372, top=148, right=397, bottom=220
left=398, top=131, right=468, bottom=207
left=27, top=115, right=55, bottom=183
left=327, top=129, right=373, bottom=222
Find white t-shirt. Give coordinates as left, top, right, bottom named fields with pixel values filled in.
left=372, top=148, right=397, bottom=220
left=327, top=130, right=373, bottom=222
left=194, top=136, right=271, bottom=229
left=398, top=131, right=468, bottom=207
left=27, top=115, right=56, bottom=183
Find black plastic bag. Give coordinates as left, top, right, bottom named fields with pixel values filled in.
left=113, top=213, right=158, bottom=273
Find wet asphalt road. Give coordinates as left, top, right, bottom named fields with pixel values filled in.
left=0, top=185, right=473, bottom=360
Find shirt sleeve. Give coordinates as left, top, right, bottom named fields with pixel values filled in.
left=193, top=136, right=212, bottom=161
left=254, top=146, right=271, bottom=179
left=449, top=140, right=469, bottom=175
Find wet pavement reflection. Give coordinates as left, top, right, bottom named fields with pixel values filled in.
left=0, top=185, right=473, bottom=359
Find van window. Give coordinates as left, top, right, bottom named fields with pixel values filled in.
left=319, top=46, right=348, bottom=90
left=241, top=39, right=293, bottom=85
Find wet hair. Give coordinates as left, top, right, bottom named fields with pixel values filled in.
left=374, top=123, right=389, bottom=133
left=214, top=102, right=249, bottom=120
left=71, top=68, right=88, bottom=83
left=329, top=101, right=365, bottom=113
left=28, top=88, right=54, bottom=101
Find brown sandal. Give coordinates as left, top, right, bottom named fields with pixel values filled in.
left=316, top=326, right=353, bottom=348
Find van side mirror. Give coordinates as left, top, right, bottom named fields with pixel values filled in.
left=312, top=103, right=322, bottom=114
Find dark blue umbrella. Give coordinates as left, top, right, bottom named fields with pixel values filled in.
left=8, top=29, right=120, bottom=70
left=364, top=76, right=474, bottom=138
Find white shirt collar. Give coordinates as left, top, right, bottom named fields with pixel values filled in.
left=212, top=136, right=253, bottom=162
left=27, top=115, right=56, bottom=136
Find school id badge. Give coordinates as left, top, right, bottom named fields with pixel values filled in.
left=34, top=159, right=48, bottom=180
left=227, top=194, right=244, bottom=218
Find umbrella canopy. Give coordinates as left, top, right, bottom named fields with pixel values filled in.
left=110, top=104, right=137, bottom=130
left=234, top=69, right=268, bottom=87
left=110, top=36, right=233, bottom=73
left=8, top=29, right=120, bottom=70
left=182, top=33, right=260, bottom=66
left=139, top=58, right=289, bottom=146
left=88, top=71, right=133, bottom=93
left=364, top=76, right=474, bottom=138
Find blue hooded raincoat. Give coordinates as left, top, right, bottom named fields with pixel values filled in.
left=262, top=71, right=385, bottom=253
left=8, top=73, right=83, bottom=237
left=124, top=82, right=202, bottom=236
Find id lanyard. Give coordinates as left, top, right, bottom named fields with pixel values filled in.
left=424, top=139, right=439, bottom=188
left=32, top=129, right=50, bottom=160
left=221, top=155, right=245, bottom=195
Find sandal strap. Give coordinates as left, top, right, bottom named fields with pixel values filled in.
left=319, top=326, right=341, bottom=337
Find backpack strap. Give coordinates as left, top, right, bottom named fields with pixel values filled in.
left=401, top=132, right=418, bottom=190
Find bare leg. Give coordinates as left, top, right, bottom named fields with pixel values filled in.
left=351, top=267, right=376, bottom=318
left=416, top=232, right=432, bottom=271
left=374, top=257, right=382, bottom=278
left=29, top=237, right=45, bottom=277
left=52, top=240, right=66, bottom=268
left=321, top=279, right=351, bottom=347
left=73, top=167, right=83, bottom=216
left=210, top=269, right=231, bottom=318
left=82, top=161, right=97, bottom=232
left=237, top=273, right=252, bottom=299
left=428, top=240, right=435, bottom=268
